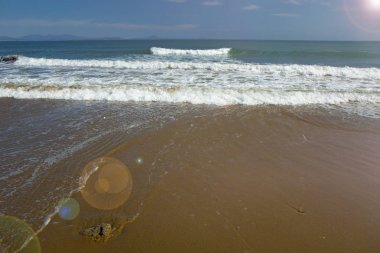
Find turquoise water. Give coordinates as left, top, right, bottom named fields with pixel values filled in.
left=2, top=40, right=380, bottom=67
left=0, top=40, right=379, bottom=113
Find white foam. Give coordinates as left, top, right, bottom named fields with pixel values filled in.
left=29, top=122, right=141, bottom=238
left=150, top=47, right=231, bottom=56
left=2, top=56, right=379, bottom=109
left=13, top=56, right=380, bottom=80
left=0, top=85, right=378, bottom=106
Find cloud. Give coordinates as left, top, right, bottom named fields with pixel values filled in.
left=283, top=0, right=300, bottom=5
left=319, top=1, right=331, bottom=6
left=0, top=19, right=197, bottom=30
left=283, top=0, right=331, bottom=6
left=242, top=4, right=259, bottom=11
left=272, top=13, right=299, bottom=17
left=167, top=0, right=187, bottom=3
left=202, top=0, right=223, bottom=6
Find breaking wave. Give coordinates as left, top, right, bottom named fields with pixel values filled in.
left=150, top=47, right=231, bottom=56
left=1, top=55, right=379, bottom=109
left=0, top=84, right=379, bottom=106
left=12, top=56, right=380, bottom=80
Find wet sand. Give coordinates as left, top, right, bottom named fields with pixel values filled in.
left=1, top=99, right=380, bottom=252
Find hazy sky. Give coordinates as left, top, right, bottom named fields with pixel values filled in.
left=1, top=0, right=380, bottom=40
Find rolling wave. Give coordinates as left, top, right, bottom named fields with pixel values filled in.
left=229, top=48, right=380, bottom=58
left=2, top=55, right=380, bottom=108
left=1, top=84, right=379, bottom=106
left=13, top=56, right=380, bottom=80
left=150, top=47, right=231, bottom=56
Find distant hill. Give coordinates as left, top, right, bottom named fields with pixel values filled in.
left=130, top=35, right=164, bottom=40
left=0, top=34, right=165, bottom=41
left=97, top=37, right=125, bottom=40
left=18, top=34, right=86, bottom=41
left=0, top=36, right=16, bottom=41
left=145, top=35, right=161, bottom=40
left=0, top=34, right=97, bottom=41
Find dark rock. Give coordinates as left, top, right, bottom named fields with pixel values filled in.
left=80, top=223, right=115, bottom=242
left=0, top=55, right=18, bottom=63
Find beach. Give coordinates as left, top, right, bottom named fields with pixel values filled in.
left=0, top=98, right=379, bottom=252
left=1, top=40, right=380, bottom=252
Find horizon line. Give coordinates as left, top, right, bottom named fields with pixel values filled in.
left=1, top=36, right=380, bottom=43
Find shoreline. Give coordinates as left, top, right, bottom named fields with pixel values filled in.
left=1, top=99, right=379, bottom=252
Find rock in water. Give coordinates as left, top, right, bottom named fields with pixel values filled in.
left=80, top=223, right=114, bottom=242
left=0, top=55, right=18, bottom=63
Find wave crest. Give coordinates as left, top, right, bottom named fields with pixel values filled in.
left=13, top=56, right=380, bottom=80
left=1, top=84, right=379, bottom=106
left=150, top=47, right=231, bottom=56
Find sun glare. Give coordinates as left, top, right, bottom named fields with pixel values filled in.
left=344, top=0, right=380, bottom=33
left=369, top=0, right=380, bottom=9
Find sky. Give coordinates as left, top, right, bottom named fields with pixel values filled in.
left=0, top=0, right=380, bottom=40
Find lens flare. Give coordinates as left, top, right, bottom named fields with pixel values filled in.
left=58, top=198, right=80, bottom=221
left=0, top=216, right=41, bottom=253
left=344, top=0, right=380, bottom=33
left=369, top=0, right=380, bottom=8
left=81, top=157, right=133, bottom=210
left=136, top=157, right=143, bottom=166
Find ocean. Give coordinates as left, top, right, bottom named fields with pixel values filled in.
left=1, top=40, right=380, bottom=116
left=1, top=40, right=380, bottom=253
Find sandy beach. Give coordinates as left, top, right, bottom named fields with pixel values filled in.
left=2, top=0, right=380, bottom=250
left=1, top=98, right=379, bottom=252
